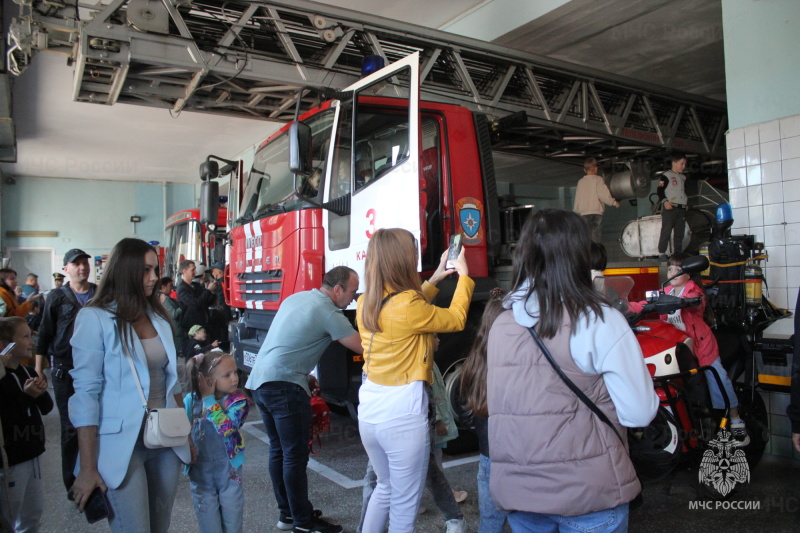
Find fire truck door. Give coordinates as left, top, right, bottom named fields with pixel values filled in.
left=341, top=52, right=421, bottom=283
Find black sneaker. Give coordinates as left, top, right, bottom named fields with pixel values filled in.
left=278, top=510, right=324, bottom=531
left=292, top=516, right=342, bottom=533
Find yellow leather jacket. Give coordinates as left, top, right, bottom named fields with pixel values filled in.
left=356, top=276, right=475, bottom=386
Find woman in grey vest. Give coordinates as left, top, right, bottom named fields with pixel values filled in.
left=486, top=209, right=658, bottom=532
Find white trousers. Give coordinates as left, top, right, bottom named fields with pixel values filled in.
left=1, top=456, right=44, bottom=533
left=359, top=414, right=430, bottom=533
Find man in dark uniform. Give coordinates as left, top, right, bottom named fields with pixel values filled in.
left=33, top=249, right=96, bottom=493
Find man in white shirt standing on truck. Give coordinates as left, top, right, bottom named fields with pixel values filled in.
left=573, top=157, right=619, bottom=242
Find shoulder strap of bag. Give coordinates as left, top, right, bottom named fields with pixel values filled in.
left=364, top=292, right=400, bottom=377
left=118, top=320, right=149, bottom=412
left=527, top=326, right=625, bottom=444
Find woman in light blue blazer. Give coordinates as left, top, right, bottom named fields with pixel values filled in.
left=69, top=238, right=190, bottom=532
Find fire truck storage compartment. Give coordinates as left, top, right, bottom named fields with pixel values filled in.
left=501, top=205, right=535, bottom=244
left=754, top=315, right=795, bottom=391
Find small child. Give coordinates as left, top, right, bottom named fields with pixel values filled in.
left=458, top=289, right=509, bottom=533
left=183, top=325, right=220, bottom=359
left=0, top=317, right=54, bottom=532
left=637, top=253, right=749, bottom=445
left=184, top=351, right=250, bottom=533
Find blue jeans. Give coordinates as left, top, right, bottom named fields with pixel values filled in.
left=477, top=454, right=507, bottom=533
left=253, top=381, right=313, bottom=528
left=705, top=357, right=739, bottom=410
left=105, top=433, right=182, bottom=533
left=189, top=418, right=243, bottom=533
left=507, top=503, right=629, bottom=533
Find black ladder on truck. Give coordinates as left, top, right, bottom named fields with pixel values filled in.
left=8, top=0, right=727, bottom=164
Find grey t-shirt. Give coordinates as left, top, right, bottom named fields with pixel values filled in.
left=245, top=289, right=356, bottom=396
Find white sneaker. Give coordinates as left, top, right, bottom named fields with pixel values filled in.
left=445, top=518, right=465, bottom=533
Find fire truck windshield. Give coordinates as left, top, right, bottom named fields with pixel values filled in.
left=238, top=110, right=336, bottom=224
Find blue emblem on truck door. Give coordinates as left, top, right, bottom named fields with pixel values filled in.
left=459, top=202, right=481, bottom=239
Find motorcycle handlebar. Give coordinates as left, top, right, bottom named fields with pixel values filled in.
left=628, top=295, right=703, bottom=325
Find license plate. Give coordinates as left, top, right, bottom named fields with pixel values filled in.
left=243, top=350, right=258, bottom=369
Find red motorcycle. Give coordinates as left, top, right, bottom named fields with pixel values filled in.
left=601, top=256, right=769, bottom=486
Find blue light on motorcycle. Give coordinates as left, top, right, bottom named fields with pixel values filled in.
left=715, top=202, right=733, bottom=223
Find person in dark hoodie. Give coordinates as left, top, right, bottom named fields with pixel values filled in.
left=0, top=316, right=54, bottom=531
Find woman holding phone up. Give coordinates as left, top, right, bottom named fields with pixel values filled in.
left=356, top=228, right=474, bottom=533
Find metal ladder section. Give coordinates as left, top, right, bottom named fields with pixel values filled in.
left=10, top=0, right=727, bottom=161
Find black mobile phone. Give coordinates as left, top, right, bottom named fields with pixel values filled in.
left=446, top=234, right=463, bottom=270
left=83, top=487, right=112, bottom=524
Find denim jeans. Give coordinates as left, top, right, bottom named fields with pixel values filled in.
left=428, top=447, right=461, bottom=521
left=52, top=366, right=78, bottom=492
left=189, top=417, right=243, bottom=533
left=253, top=381, right=313, bottom=528
left=105, top=433, right=182, bottom=533
left=477, top=454, right=507, bottom=533
left=705, top=356, right=739, bottom=410
left=507, top=503, right=629, bottom=533
left=359, top=413, right=430, bottom=533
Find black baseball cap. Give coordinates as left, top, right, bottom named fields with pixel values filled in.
left=64, top=248, right=91, bottom=266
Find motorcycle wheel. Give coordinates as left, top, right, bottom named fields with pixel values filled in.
left=628, top=406, right=683, bottom=482
left=733, top=384, right=769, bottom=468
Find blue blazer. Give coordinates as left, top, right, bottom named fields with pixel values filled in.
left=69, top=306, right=190, bottom=489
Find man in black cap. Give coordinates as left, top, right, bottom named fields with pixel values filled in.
left=34, top=248, right=96, bottom=493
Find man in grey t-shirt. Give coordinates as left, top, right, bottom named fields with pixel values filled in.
left=247, top=266, right=362, bottom=533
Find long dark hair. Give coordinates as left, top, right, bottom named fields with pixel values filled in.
left=0, top=268, right=17, bottom=291
left=89, top=238, right=169, bottom=339
left=459, top=288, right=506, bottom=418
left=511, top=209, right=605, bottom=339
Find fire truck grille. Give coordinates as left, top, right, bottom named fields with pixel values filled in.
left=237, top=271, right=282, bottom=302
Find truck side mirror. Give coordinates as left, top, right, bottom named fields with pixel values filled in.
left=199, top=160, right=220, bottom=181
left=200, top=181, right=220, bottom=226
left=289, top=122, right=312, bottom=176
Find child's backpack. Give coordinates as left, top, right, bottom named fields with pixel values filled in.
left=309, top=391, right=330, bottom=454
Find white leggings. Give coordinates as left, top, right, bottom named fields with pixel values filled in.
left=359, top=414, right=430, bottom=533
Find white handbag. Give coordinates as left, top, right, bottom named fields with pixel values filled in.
left=122, top=336, right=190, bottom=449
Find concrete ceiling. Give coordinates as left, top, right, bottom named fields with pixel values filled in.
left=0, top=0, right=725, bottom=184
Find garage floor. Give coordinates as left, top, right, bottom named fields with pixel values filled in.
left=37, top=405, right=799, bottom=532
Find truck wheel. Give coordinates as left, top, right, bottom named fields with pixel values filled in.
left=441, top=359, right=479, bottom=455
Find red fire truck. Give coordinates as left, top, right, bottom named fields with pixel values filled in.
left=163, top=206, right=228, bottom=281
left=197, top=53, right=658, bottom=419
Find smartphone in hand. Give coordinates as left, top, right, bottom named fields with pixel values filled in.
left=83, top=487, right=112, bottom=524
left=0, top=342, right=16, bottom=356
left=446, top=234, right=463, bottom=270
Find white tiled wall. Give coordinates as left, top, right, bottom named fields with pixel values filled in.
left=727, top=113, right=800, bottom=313
left=728, top=116, right=799, bottom=461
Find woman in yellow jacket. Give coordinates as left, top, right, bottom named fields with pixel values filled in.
left=356, top=228, right=474, bottom=533
left=0, top=269, right=41, bottom=317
